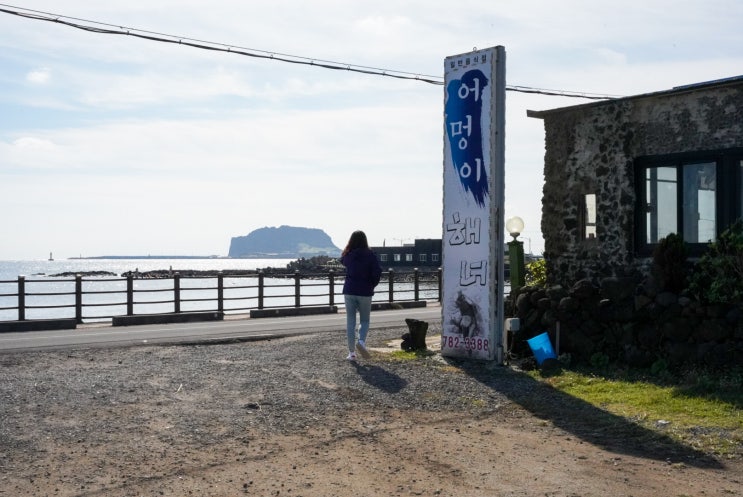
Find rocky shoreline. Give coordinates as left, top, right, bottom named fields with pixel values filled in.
left=49, top=268, right=299, bottom=279
left=51, top=267, right=438, bottom=280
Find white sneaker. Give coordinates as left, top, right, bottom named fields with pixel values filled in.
left=355, top=341, right=371, bottom=359
left=346, top=352, right=357, bottom=361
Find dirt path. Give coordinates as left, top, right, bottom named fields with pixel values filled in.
left=0, top=325, right=740, bottom=497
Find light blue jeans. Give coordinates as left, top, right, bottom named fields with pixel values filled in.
left=344, top=294, right=372, bottom=353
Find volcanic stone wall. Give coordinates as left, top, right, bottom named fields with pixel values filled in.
left=507, top=278, right=743, bottom=370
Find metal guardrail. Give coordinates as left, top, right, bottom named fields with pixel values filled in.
left=0, top=268, right=442, bottom=324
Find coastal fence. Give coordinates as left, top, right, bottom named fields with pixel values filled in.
left=0, top=268, right=442, bottom=325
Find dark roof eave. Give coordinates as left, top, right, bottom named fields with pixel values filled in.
left=526, top=75, right=743, bottom=120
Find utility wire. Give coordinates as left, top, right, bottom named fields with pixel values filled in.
left=0, top=5, right=443, bottom=84
left=0, top=4, right=622, bottom=100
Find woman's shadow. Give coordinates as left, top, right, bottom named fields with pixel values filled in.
left=352, top=362, right=407, bottom=393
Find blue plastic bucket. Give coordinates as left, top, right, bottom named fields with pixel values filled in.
left=526, top=332, right=557, bottom=365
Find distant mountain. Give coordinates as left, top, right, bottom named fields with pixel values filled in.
left=228, top=225, right=341, bottom=258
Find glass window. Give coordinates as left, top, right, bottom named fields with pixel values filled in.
left=419, top=254, right=427, bottom=262
left=645, top=166, right=678, bottom=244
left=393, top=254, right=401, bottom=262
left=682, top=162, right=716, bottom=243
left=583, top=193, right=597, bottom=239
left=379, top=254, right=388, bottom=262
left=405, top=254, right=413, bottom=262
left=635, top=150, right=743, bottom=256
left=432, top=254, right=440, bottom=262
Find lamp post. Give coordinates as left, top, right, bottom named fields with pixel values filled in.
left=506, top=216, right=526, bottom=290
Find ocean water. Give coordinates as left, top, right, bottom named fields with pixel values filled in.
left=0, top=258, right=294, bottom=281
left=0, top=258, right=296, bottom=322
left=0, top=258, right=439, bottom=323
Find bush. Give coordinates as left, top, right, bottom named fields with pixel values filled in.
left=652, top=233, right=688, bottom=293
left=688, top=220, right=743, bottom=304
left=590, top=352, right=610, bottom=369
left=525, top=257, right=546, bottom=287
left=650, top=358, right=668, bottom=376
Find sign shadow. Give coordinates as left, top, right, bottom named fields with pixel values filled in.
left=446, top=358, right=725, bottom=470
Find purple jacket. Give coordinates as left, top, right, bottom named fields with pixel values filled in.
left=341, top=248, right=382, bottom=297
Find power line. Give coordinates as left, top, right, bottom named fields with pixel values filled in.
left=0, top=4, right=622, bottom=100
left=508, top=85, right=622, bottom=100
left=0, top=5, right=444, bottom=85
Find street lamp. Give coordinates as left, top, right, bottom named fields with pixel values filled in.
left=506, top=216, right=526, bottom=289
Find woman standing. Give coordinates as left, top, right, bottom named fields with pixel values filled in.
left=341, top=230, right=382, bottom=361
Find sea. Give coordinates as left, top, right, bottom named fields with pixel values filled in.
left=0, top=258, right=297, bottom=322
left=0, top=258, right=439, bottom=322
left=0, top=258, right=294, bottom=282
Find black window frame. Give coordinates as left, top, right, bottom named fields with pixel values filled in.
left=634, top=147, right=743, bottom=257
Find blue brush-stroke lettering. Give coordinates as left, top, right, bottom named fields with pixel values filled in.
left=445, top=69, right=489, bottom=207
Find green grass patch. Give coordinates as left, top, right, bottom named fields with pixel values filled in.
left=527, top=367, right=743, bottom=456
left=388, top=349, right=437, bottom=361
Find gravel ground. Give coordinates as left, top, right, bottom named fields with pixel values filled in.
left=0, top=321, right=741, bottom=497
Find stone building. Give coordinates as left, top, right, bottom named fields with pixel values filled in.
left=510, top=77, right=743, bottom=368
left=528, top=76, right=743, bottom=287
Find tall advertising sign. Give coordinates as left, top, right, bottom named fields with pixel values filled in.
left=441, top=46, right=505, bottom=362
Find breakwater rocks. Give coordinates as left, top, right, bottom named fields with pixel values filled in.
left=50, top=271, right=117, bottom=277
left=121, top=269, right=255, bottom=279
left=116, top=268, right=437, bottom=281
left=507, top=277, right=743, bottom=369
left=119, top=268, right=333, bottom=279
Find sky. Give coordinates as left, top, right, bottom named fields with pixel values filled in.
left=1, top=1, right=742, bottom=260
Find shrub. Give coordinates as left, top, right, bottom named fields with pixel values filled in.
left=525, top=257, right=547, bottom=287
left=590, top=352, right=610, bottom=369
left=650, top=358, right=668, bottom=376
left=688, top=220, right=743, bottom=304
left=652, top=233, right=688, bottom=293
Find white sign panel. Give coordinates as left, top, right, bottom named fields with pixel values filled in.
left=441, top=46, right=506, bottom=362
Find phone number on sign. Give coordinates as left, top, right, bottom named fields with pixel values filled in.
left=444, top=336, right=489, bottom=351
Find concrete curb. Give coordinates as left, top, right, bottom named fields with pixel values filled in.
left=112, top=311, right=224, bottom=327
left=0, top=318, right=77, bottom=333
left=250, top=305, right=338, bottom=318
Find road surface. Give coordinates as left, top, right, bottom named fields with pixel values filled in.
left=0, top=305, right=441, bottom=353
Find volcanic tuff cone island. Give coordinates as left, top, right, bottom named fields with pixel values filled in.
left=228, top=226, right=341, bottom=259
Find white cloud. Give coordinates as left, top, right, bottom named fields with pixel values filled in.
left=11, top=136, right=56, bottom=149
left=355, top=15, right=412, bottom=36
left=26, top=68, right=51, bottom=84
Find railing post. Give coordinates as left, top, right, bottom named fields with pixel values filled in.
left=413, top=267, right=420, bottom=301
left=217, top=271, right=224, bottom=313
left=258, top=271, right=264, bottom=309
left=328, top=270, right=335, bottom=307
left=127, top=274, right=134, bottom=316
left=174, top=272, right=181, bottom=313
left=294, top=270, right=301, bottom=308
left=75, top=274, right=83, bottom=324
left=387, top=268, right=394, bottom=303
left=438, top=267, right=443, bottom=302
left=17, top=276, right=25, bottom=321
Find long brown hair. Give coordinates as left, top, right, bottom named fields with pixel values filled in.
left=342, top=230, right=369, bottom=256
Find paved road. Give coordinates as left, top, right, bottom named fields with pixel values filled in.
left=0, top=305, right=442, bottom=353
